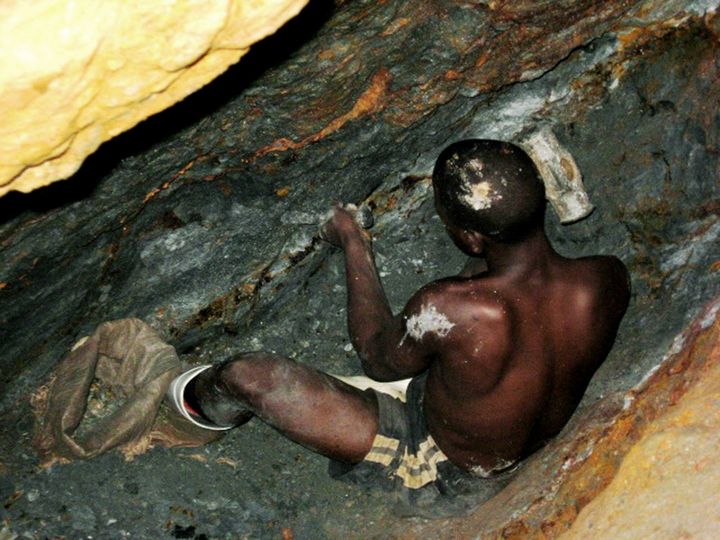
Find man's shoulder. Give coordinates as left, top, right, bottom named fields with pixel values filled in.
left=564, top=255, right=630, bottom=296
left=405, top=279, right=513, bottom=385
left=573, top=253, right=627, bottom=271
left=407, top=278, right=513, bottom=330
left=553, top=254, right=630, bottom=325
left=411, top=276, right=493, bottom=300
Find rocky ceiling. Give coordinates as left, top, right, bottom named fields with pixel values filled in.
left=1, top=0, right=719, bottom=538
left=0, top=0, right=308, bottom=196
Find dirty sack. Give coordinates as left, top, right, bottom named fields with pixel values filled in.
left=32, top=318, right=223, bottom=465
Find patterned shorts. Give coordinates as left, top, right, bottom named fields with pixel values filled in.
left=328, top=374, right=506, bottom=516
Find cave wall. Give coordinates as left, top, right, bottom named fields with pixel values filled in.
left=1, top=0, right=719, bottom=538
left=2, top=0, right=716, bottom=405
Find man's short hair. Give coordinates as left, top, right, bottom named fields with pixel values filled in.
left=432, top=139, right=546, bottom=242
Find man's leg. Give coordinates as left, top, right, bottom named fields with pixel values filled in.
left=185, top=352, right=380, bottom=463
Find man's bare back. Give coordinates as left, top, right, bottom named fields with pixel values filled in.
left=412, top=252, right=629, bottom=473
left=168, top=139, right=629, bottom=495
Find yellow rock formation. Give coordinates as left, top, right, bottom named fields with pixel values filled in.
left=562, top=317, right=720, bottom=539
left=0, top=0, right=308, bottom=197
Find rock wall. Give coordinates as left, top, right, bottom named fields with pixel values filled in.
left=0, top=0, right=719, bottom=538
left=562, top=302, right=720, bottom=539
left=0, top=0, right=308, bottom=196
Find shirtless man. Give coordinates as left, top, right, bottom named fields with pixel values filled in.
left=168, top=139, right=629, bottom=493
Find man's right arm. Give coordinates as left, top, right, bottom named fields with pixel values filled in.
left=323, top=207, right=426, bottom=381
left=355, top=286, right=441, bottom=381
left=322, top=205, right=435, bottom=381
left=339, top=224, right=435, bottom=381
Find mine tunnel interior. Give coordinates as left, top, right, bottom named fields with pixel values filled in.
left=1, top=0, right=718, bottom=538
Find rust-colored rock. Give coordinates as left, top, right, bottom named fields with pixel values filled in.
left=562, top=303, right=720, bottom=539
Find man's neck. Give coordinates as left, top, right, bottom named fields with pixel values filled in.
left=483, top=228, right=557, bottom=279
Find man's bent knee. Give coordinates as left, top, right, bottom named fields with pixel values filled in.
left=213, top=352, right=296, bottom=404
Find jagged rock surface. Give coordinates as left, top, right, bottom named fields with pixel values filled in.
left=0, top=0, right=308, bottom=196
left=0, top=0, right=719, bottom=538
left=562, top=303, right=720, bottom=540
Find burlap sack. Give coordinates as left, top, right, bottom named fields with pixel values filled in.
left=32, top=318, right=223, bottom=464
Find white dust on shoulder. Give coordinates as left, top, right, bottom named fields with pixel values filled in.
left=400, top=303, right=455, bottom=346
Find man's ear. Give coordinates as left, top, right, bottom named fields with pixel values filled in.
left=459, top=229, right=485, bottom=256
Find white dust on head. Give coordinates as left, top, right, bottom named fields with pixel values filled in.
left=462, top=181, right=496, bottom=210
left=456, top=158, right=504, bottom=211
left=400, top=303, right=455, bottom=346
left=467, top=158, right=485, bottom=177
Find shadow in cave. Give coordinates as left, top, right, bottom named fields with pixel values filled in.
left=0, top=0, right=336, bottom=226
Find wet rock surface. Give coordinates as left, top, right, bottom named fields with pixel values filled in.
left=1, top=0, right=719, bottom=537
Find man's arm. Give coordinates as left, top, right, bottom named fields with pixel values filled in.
left=322, top=206, right=433, bottom=381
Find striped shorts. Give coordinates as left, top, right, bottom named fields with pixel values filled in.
left=329, top=374, right=471, bottom=500
left=329, top=374, right=520, bottom=517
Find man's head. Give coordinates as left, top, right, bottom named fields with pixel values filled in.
left=432, top=139, right=545, bottom=250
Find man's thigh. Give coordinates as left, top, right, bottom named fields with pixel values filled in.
left=219, top=354, right=381, bottom=464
